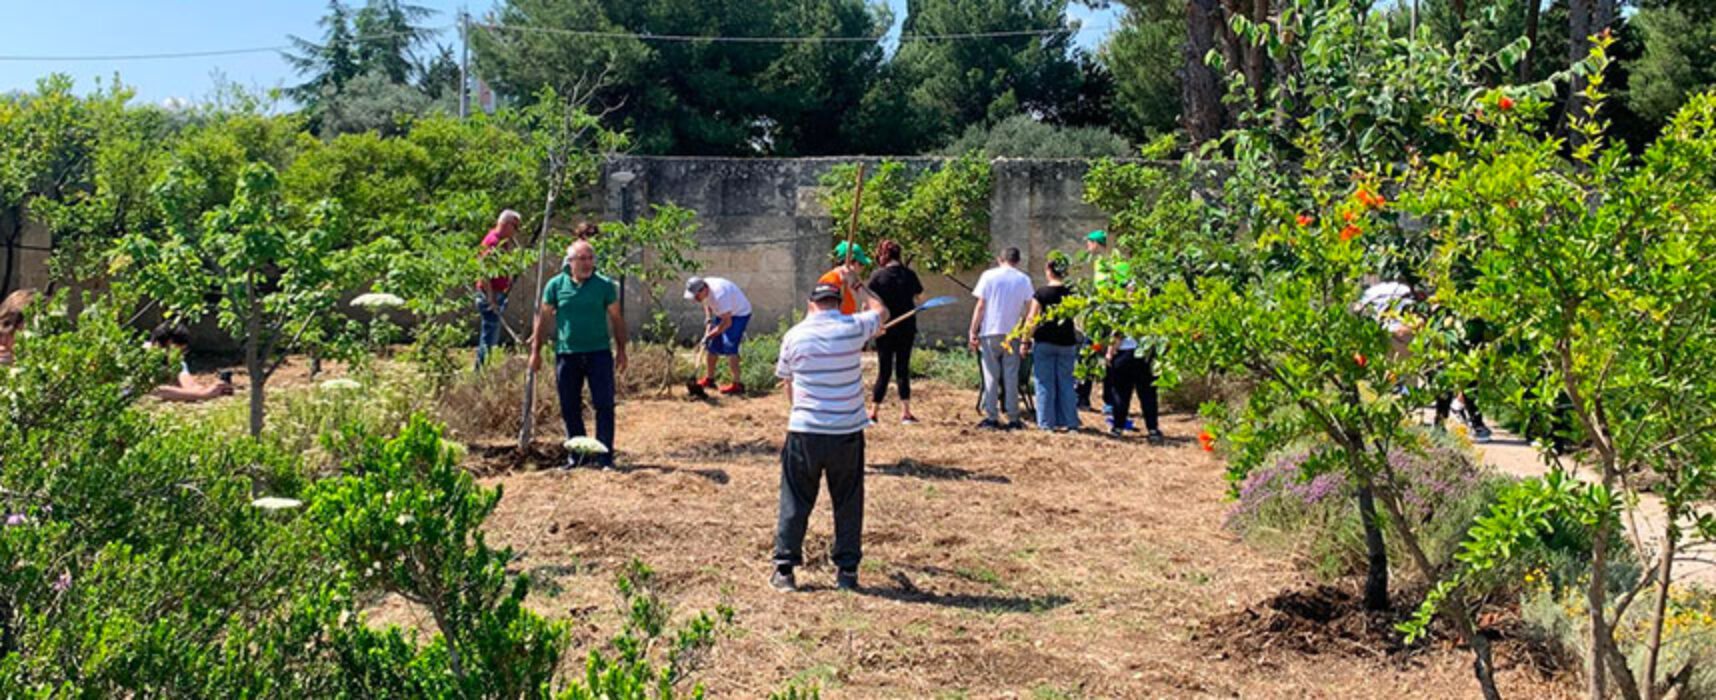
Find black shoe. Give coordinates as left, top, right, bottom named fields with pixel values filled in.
left=1146, top=429, right=1166, bottom=446
left=976, top=419, right=1002, bottom=431
left=1471, top=425, right=1493, bottom=444
left=1108, top=427, right=1126, bottom=439
left=835, top=568, right=859, bottom=591
left=1004, top=420, right=1025, bottom=431
left=770, top=567, right=797, bottom=593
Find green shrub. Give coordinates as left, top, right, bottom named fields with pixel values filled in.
left=914, top=342, right=982, bottom=389
left=1224, top=430, right=1510, bottom=584
left=308, top=415, right=567, bottom=696
left=738, top=315, right=800, bottom=395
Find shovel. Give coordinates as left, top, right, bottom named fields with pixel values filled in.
left=882, top=295, right=958, bottom=330
left=685, top=341, right=710, bottom=398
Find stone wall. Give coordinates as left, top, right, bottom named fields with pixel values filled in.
left=1, top=157, right=1116, bottom=347
left=600, top=156, right=1110, bottom=343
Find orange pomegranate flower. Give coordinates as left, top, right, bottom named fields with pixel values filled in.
left=1499, top=96, right=1514, bottom=111
left=1353, top=352, right=1368, bottom=368
left=1297, top=214, right=1314, bottom=227
left=1342, top=210, right=1357, bottom=223
left=1340, top=224, right=1361, bottom=241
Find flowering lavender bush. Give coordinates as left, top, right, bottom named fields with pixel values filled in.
left=1226, top=432, right=1506, bottom=583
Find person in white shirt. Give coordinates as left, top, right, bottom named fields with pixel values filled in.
left=685, top=276, right=754, bottom=394
left=967, top=247, right=1034, bottom=430
left=770, top=273, right=889, bottom=593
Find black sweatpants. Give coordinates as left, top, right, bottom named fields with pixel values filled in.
left=872, top=333, right=914, bottom=404
left=1108, top=350, right=1160, bottom=432
left=773, top=431, right=866, bottom=570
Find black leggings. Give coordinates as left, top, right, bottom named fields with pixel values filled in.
left=872, top=335, right=914, bottom=404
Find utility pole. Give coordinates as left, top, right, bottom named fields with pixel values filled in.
left=459, top=7, right=470, bottom=119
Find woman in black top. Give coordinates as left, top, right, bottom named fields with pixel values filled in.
left=866, top=239, right=924, bottom=424
left=1021, top=254, right=1080, bottom=431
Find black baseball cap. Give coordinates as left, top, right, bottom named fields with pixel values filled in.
left=809, top=283, right=843, bottom=302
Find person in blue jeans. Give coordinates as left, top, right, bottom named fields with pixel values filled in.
left=474, top=210, right=519, bottom=369
left=529, top=240, right=629, bottom=469
left=1020, top=254, right=1080, bottom=431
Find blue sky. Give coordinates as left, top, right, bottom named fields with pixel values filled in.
left=0, top=1, right=1120, bottom=107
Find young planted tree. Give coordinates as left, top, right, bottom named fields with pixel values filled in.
left=1076, top=3, right=1538, bottom=696
left=117, top=160, right=363, bottom=438
left=819, top=153, right=993, bottom=285
left=1405, top=38, right=1716, bottom=700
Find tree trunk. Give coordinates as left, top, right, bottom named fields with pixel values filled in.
left=1184, top=0, right=1226, bottom=146
left=1587, top=517, right=1611, bottom=700
left=246, top=296, right=265, bottom=439
left=1355, top=481, right=1390, bottom=611
left=1244, top=0, right=1269, bottom=114
left=1643, top=518, right=1677, bottom=700
left=1521, top=0, right=1541, bottom=82
left=1454, top=0, right=1467, bottom=25
left=1563, top=0, right=1593, bottom=135
left=1373, top=482, right=1502, bottom=700
left=1218, top=0, right=1247, bottom=126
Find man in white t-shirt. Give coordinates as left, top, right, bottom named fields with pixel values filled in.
left=967, top=247, right=1034, bottom=430
left=685, top=276, right=754, bottom=394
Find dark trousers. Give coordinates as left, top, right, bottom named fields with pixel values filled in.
left=773, top=431, right=865, bottom=571
left=1108, top=350, right=1160, bottom=432
left=1435, top=386, right=1487, bottom=429
left=555, top=350, right=616, bottom=464
left=872, top=334, right=914, bottom=404
left=1076, top=377, right=1114, bottom=409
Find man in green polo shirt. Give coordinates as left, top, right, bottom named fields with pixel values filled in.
left=529, top=239, right=629, bottom=469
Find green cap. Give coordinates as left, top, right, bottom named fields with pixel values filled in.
left=833, top=241, right=872, bottom=265
left=1087, top=230, right=1108, bottom=245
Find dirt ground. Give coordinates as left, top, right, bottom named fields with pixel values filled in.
left=354, top=374, right=1578, bottom=700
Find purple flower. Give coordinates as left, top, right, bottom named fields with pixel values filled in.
left=51, top=571, right=71, bottom=593
left=4, top=513, right=24, bottom=526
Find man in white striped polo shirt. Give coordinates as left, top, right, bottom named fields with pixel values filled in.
left=770, top=273, right=889, bottom=592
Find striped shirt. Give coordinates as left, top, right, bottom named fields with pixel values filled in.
left=776, top=309, right=882, bottom=434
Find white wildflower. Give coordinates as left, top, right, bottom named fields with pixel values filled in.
left=564, top=437, right=609, bottom=455
left=250, top=497, right=303, bottom=511
left=318, top=378, right=363, bottom=391
left=351, top=292, right=405, bottom=310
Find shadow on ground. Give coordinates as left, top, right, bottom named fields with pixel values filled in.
left=858, top=571, right=1070, bottom=612
left=867, top=458, right=1011, bottom=484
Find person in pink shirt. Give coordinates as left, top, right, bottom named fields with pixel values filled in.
left=475, top=210, right=520, bottom=369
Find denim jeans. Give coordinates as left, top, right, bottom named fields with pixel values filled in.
left=555, top=349, right=615, bottom=465
left=1031, top=342, right=1080, bottom=429
left=474, top=292, right=507, bottom=369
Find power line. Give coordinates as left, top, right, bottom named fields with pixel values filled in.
left=0, top=21, right=1106, bottom=62
left=478, top=22, right=1106, bottom=44
left=0, top=27, right=452, bottom=62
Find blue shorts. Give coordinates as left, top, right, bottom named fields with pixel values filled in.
left=705, top=314, right=750, bottom=355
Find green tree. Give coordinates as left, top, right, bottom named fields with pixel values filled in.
left=939, top=113, right=1134, bottom=158
left=871, top=0, right=1085, bottom=152
left=117, top=149, right=367, bottom=438
left=1405, top=35, right=1716, bottom=699
left=285, top=0, right=445, bottom=132
left=1626, top=3, right=1716, bottom=124
left=474, top=0, right=888, bottom=156
left=820, top=153, right=993, bottom=281
left=1100, top=0, right=1183, bottom=141
left=285, top=0, right=363, bottom=106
